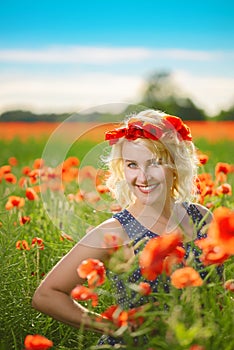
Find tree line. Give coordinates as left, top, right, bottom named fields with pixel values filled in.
left=0, top=72, right=233, bottom=121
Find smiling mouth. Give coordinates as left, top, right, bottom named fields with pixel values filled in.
left=136, top=184, right=159, bottom=193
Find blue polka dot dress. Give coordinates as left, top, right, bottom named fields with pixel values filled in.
left=97, top=202, right=207, bottom=346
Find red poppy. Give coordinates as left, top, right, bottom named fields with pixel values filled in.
left=62, top=156, right=80, bottom=168
left=16, top=240, right=30, bottom=251
left=33, top=158, right=45, bottom=169
left=189, top=345, right=205, bottom=350
left=20, top=216, right=31, bottom=225
left=207, top=207, right=234, bottom=255
left=224, top=279, right=234, bottom=292
left=5, top=195, right=25, bottom=210
left=139, top=231, right=183, bottom=280
left=215, top=183, right=232, bottom=196
left=22, top=166, right=31, bottom=175
left=4, top=173, right=17, bottom=184
left=8, top=156, right=18, bottom=166
left=71, top=285, right=98, bottom=306
left=197, top=153, right=209, bottom=166
left=24, top=334, right=53, bottom=350
left=195, top=238, right=230, bottom=265
left=100, top=305, right=145, bottom=328
left=163, top=115, right=192, bottom=141
left=100, top=305, right=128, bottom=327
left=0, top=165, right=11, bottom=174
left=77, top=258, right=106, bottom=288
left=162, top=245, right=186, bottom=275
left=138, top=282, right=152, bottom=296
left=171, top=267, right=203, bottom=289
left=96, top=184, right=110, bottom=193
left=26, top=187, right=39, bottom=200
left=215, top=162, right=231, bottom=176
left=31, top=237, right=44, bottom=250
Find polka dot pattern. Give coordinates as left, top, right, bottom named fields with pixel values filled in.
left=97, top=202, right=207, bottom=346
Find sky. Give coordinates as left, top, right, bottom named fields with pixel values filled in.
left=0, top=0, right=234, bottom=116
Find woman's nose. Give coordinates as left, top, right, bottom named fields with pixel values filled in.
left=137, top=167, right=149, bottom=183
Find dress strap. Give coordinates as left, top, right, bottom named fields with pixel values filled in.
left=182, top=202, right=207, bottom=238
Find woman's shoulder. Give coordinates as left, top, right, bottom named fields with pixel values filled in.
left=79, top=216, right=130, bottom=248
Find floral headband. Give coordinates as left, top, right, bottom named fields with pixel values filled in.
left=105, top=116, right=192, bottom=145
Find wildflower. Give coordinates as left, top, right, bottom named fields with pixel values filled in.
left=96, top=184, right=110, bottom=193
left=100, top=305, right=145, bottom=328
left=16, top=240, right=30, bottom=250
left=26, top=187, right=39, bottom=200
left=189, top=346, right=205, bottom=350
left=5, top=195, right=25, bottom=210
left=197, top=153, right=209, bottom=165
left=215, top=162, right=231, bottom=176
left=171, top=267, right=203, bottom=289
left=19, top=215, right=31, bottom=225
left=127, top=306, right=145, bottom=328
left=196, top=238, right=230, bottom=265
left=8, top=156, right=18, bottom=166
left=138, top=282, right=152, bottom=296
left=71, top=285, right=98, bottom=306
left=29, top=169, right=39, bottom=184
left=224, top=279, right=234, bottom=292
left=33, top=158, right=45, bottom=169
left=19, top=176, right=28, bottom=188
left=24, top=334, right=53, bottom=350
left=208, top=207, right=234, bottom=255
left=0, top=165, right=11, bottom=174
left=4, top=173, right=17, bottom=184
left=62, top=156, right=80, bottom=168
left=31, top=237, right=44, bottom=250
left=22, top=166, right=31, bottom=175
left=77, top=258, right=106, bottom=288
left=163, top=245, right=186, bottom=275
left=215, top=183, right=232, bottom=196
left=100, top=305, right=128, bottom=327
left=139, top=231, right=183, bottom=280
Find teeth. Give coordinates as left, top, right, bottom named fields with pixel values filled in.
left=138, top=184, right=157, bottom=191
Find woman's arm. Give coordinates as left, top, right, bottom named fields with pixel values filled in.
left=32, top=218, right=130, bottom=333
left=32, top=243, right=109, bottom=331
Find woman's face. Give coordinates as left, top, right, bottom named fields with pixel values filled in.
left=122, top=141, right=174, bottom=206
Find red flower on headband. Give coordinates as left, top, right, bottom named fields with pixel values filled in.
left=105, top=121, right=163, bottom=145
left=105, top=115, right=192, bottom=145
left=163, top=116, right=192, bottom=141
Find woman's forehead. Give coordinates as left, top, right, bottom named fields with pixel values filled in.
left=122, top=140, right=156, bottom=160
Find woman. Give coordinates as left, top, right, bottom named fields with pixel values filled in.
left=32, top=109, right=212, bottom=345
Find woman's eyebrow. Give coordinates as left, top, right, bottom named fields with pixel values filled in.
left=123, top=159, right=137, bottom=162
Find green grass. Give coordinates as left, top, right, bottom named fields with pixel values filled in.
left=0, top=137, right=233, bottom=350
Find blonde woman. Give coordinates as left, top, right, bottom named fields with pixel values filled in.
left=32, top=109, right=211, bottom=346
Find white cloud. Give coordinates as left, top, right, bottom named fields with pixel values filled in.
left=0, top=72, right=145, bottom=113
left=172, top=71, right=234, bottom=115
left=0, top=67, right=234, bottom=116
left=0, top=46, right=233, bottom=64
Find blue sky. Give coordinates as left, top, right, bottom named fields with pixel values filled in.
left=0, top=0, right=234, bottom=116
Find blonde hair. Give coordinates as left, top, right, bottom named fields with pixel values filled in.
left=105, top=109, right=198, bottom=207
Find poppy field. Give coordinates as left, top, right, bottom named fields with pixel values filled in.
left=0, top=128, right=234, bottom=350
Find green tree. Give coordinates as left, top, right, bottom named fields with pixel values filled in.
left=140, top=71, right=206, bottom=120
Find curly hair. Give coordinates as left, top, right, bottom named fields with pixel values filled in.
left=105, top=109, right=198, bottom=208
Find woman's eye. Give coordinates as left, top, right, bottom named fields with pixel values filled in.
left=150, top=160, right=161, bottom=167
left=127, top=162, right=138, bottom=169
